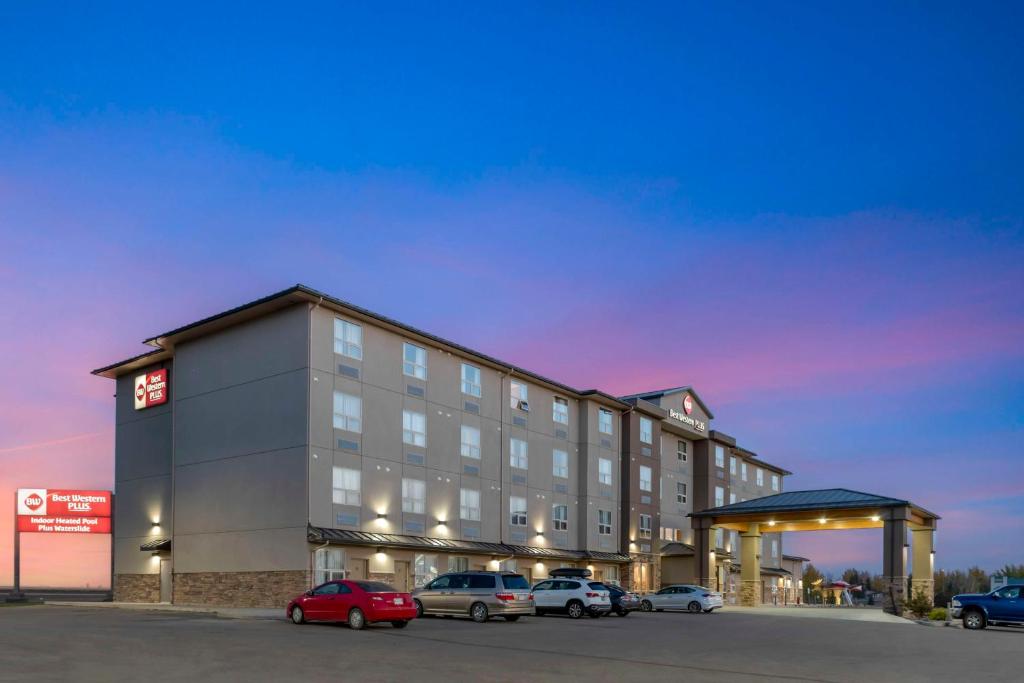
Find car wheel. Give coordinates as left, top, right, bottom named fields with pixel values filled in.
left=414, top=599, right=424, bottom=618
left=963, top=609, right=986, bottom=630
left=567, top=600, right=584, bottom=619
left=504, top=615, right=521, bottom=622
left=348, top=608, right=366, bottom=630
left=470, top=602, right=489, bottom=623
left=290, top=606, right=305, bottom=624
left=640, top=600, right=653, bottom=612
left=688, top=601, right=702, bottom=613
left=391, top=620, right=409, bottom=629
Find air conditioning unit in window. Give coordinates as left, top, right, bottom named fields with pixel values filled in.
left=518, top=400, right=529, bottom=412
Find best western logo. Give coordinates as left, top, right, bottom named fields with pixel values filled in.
left=25, top=495, right=44, bottom=510
left=134, top=369, right=168, bottom=410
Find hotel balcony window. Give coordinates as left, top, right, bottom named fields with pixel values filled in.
left=510, top=438, right=528, bottom=469
left=510, top=497, right=527, bottom=526
left=552, top=449, right=568, bottom=478
left=715, top=486, right=725, bottom=508
left=639, top=417, right=653, bottom=444
left=598, top=458, right=612, bottom=486
left=730, top=456, right=737, bottom=476
left=715, top=445, right=725, bottom=469
left=771, top=474, right=780, bottom=492
left=403, top=342, right=427, bottom=380
left=598, top=509, right=612, bottom=535
left=403, top=410, right=426, bottom=447
left=598, top=408, right=613, bottom=435
left=333, top=319, right=363, bottom=360
left=639, top=465, right=652, bottom=492
left=756, top=468, right=764, bottom=487
left=333, top=391, right=362, bottom=433
left=676, top=482, right=687, bottom=504
left=639, top=514, right=652, bottom=539
left=741, top=462, right=748, bottom=481
left=461, top=363, right=482, bottom=398
left=553, top=396, right=569, bottom=425
left=332, top=467, right=361, bottom=506
left=460, top=425, right=481, bottom=459
left=552, top=504, right=568, bottom=531
left=402, top=478, right=425, bottom=514
left=510, top=381, right=529, bottom=411
left=460, top=488, right=480, bottom=521
left=677, top=440, right=687, bottom=462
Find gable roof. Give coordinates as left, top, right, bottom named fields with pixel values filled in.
left=690, top=488, right=938, bottom=518
left=617, top=385, right=715, bottom=419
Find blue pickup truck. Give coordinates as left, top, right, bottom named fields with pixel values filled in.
left=952, top=585, right=1024, bottom=629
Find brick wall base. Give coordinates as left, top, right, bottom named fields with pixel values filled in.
left=114, top=574, right=160, bottom=603
left=739, top=580, right=760, bottom=607
left=882, top=577, right=907, bottom=615
left=173, top=570, right=310, bottom=608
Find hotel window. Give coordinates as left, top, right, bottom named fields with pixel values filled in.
left=715, top=528, right=724, bottom=549
left=333, top=319, right=363, bottom=360
left=771, top=474, right=780, bottom=492
left=676, top=482, right=687, bottom=504
left=510, top=496, right=527, bottom=526
left=461, top=363, right=482, bottom=397
left=460, top=425, right=481, bottom=459
left=714, top=486, right=725, bottom=508
left=414, top=553, right=439, bottom=587
left=448, top=556, right=470, bottom=572
left=598, top=458, right=612, bottom=486
left=460, top=488, right=480, bottom=521
left=314, top=547, right=345, bottom=584
left=552, top=449, right=568, bottom=478
left=598, top=408, right=613, bottom=435
left=332, top=467, right=361, bottom=506
left=332, top=391, right=362, bottom=433
left=403, top=410, right=426, bottom=447
left=771, top=539, right=779, bottom=558
left=741, top=462, right=748, bottom=481
left=677, top=440, right=688, bottom=462
left=639, top=465, right=652, bottom=492
left=402, top=342, right=427, bottom=380
left=730, top=456, right=737, bottom=476
left=552, top=504, right=568, bottom=531
left=402, top=478, right=425, bottom=514
left=756, top=468, right=764, bottom=486
left=639, top=417, right=653, bottom=444
left=553, top=396, right=569, bottom=425
left=510, top=381, right=529, bottom=411
left=715, top=445, right=725, bottom=468
left=729, top=492, right=737, bottom=504
left=598, top=509, right=612, bottom=535
left=661, top=526, right=675, bottom=541
left=510, top=438, right=528, bottom=469
left=639, top=514, right=652, bottom=539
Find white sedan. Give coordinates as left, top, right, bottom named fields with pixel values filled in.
left=640, top=585, right=724, bottom=613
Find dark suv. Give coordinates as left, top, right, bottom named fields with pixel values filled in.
left=953, top=584, right=1024, bottom=629
left=411, top=571, right=534, bottom=622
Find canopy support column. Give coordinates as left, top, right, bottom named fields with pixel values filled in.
left=882, top=508, right=909, bottom=615
left=739, top=523, right=761, bottom=607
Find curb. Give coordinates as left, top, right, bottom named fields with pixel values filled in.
left=45, top=601, right=284, bottom=621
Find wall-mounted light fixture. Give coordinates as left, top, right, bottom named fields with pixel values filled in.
left=151, top=521, right=161, bottom=528
left=376, top=513, right=388, bottom=519
left=436, top=520, right=447, bottom=526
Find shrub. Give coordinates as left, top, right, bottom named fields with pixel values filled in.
left=904, top=590, right=934, bottom=619
left=928, top=607, right=947, bottom=621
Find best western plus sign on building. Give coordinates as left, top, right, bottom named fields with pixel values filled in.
left=16, top=489, right=112, bottom=534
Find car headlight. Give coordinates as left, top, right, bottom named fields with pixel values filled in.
left=951, top=599, right=961, bottom=607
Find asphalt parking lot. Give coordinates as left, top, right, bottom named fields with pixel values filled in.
left=0, top=605, right=1018, bottom=682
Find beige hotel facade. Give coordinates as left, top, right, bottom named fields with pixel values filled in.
left=95, top=285, right=804, bottom=608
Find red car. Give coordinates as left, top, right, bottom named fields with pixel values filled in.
left=287, top=580, right=417, bottom=629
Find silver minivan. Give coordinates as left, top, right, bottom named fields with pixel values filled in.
left=411, top=571, right=534, bottom=622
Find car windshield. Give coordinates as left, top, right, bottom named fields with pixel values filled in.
left=354, top=581, right=398, bottom=593
left=501, top=574, right=530, bottom=590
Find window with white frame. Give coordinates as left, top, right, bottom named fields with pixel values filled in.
left=403, top=410, right=426, bottom=447
left=552, top=449, right=568, bottom=478
left=598, top=509, right=612, bottom=535
left=677, top=440, right=688, bottom=462
left=402, top=478, right=425, bottom=514
left=730, top=456, right=737, bottom=476
left=552, top=504, right=568, bottom=531
left=460, top=488, right=480, bottom=521
left=639, top=465, right=652, bottom=492
left=639, top=514, right=652, bottom=539
left=676, top=482, right=687, bottom=504
left=598, top=408, right=613, bottom=434
left=333, top=319, right=363, bottom=360
left=460, top=425, right=480, bottom=459
left=414, top=553, right=439, bottom=587
left=314, top=547, right=345, bottom=584
left=715, top=445, right=725, bottom=468
left=553, top=396, right=569, bottom=425
left=714, top=486, right=725, bottom=507
left=661, top=526, right=678, bottom=541
left=598, top=458, right=612, bottom=486
left=510, top=438, right=528, bottom=469
left=448, top=556, right=470, bottom=572
left=333, top=391, right=362, bottom=433
left=741, top=462, right=748, bottom=481
left=510, top=381, right=528, bottom=410
left=771, top=474, right=780, bottom=491
left=402, top=342, right=427, bottom=380
left=460, top=363, right=481, bottom=397
left=639, top=416, right=653, bottom=444
left=756, top=468, right=764, bottom=486
left=332, top=467, right=361, bottom=506
left=510, top=496, right=527, bottom=526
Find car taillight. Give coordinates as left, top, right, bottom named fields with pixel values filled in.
left=586, top=592, right=600, bottom=598
left=528, top=593, right=534, bottom=601
left=495, top=592, right=516, bottom=601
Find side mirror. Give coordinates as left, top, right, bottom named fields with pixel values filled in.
left=304, top=590, right=314, bottom=597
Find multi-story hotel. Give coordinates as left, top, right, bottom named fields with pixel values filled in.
left=94, top=285, right=804, bottom=607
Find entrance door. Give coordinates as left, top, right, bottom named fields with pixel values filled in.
left=394, top=561, right=411, bottom=592
left=348, top=559, right=368, bottom=581
left=159, top=559, right=172, bottom=603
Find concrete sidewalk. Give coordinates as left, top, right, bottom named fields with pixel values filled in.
left=724, top=604, right=910, bottom=624
left=45, top=601, right=283, bottom=620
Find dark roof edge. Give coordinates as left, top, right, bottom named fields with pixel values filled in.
left=783, top=554, right=811, bottom=562
left=91, top=348, right=171, bottom=378
left=618, top=385, right=715, bottom=420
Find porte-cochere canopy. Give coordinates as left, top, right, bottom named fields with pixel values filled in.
left=688, top=489, right=940, bottom=613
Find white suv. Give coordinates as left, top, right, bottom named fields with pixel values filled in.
left=532, top=578, right=611, bottom=618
